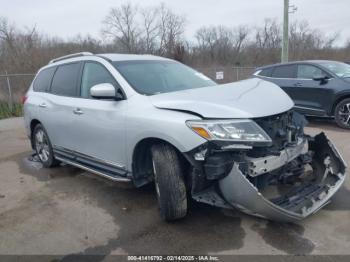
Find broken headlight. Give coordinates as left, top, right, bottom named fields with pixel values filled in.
left=186, top=119, right=272, bottom=143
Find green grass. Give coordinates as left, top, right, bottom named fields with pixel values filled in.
left=0, top=102, right=23, bottom=120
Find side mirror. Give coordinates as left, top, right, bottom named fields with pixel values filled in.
left=90, top=83, right=124, bottom=100
left=313, top=75, right=329, bottom=84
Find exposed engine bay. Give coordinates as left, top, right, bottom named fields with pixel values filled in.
left=186, top=110, right=347, bottom=222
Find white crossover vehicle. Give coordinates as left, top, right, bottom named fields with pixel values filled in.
left=23, top=52, right=347, bottom=222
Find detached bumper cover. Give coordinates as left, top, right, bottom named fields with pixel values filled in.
left=218, top=132, right=347, bottom=222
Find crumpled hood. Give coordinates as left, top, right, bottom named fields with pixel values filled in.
left=150, top=78, right=294, bottom=118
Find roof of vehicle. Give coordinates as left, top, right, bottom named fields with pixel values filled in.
left=48, top=52, right=171, bottom=65
left=255, top=60, right=342, bottom=71
left=97, top=53, right=170, bottom=62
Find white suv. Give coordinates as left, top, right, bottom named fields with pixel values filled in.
left=23, top=52, right=346, bottom=222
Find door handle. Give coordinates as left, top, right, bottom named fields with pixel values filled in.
left=73, top=108, right=84, bottom=115
left=38, top=103, right=47, bottom=108
left=294, top=82, right=303, bottom=87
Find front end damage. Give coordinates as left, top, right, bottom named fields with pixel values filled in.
left=186, top=111, right=347, bottom=222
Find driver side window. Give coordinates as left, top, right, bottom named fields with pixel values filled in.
left=81, top=62, right=117, bottom=98
left=297, top=65, right=326, bottom=79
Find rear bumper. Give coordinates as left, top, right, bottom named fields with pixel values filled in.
left=218, top=132, right=346, bottom=222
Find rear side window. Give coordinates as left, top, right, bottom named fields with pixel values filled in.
left=271, top=65, right=296, bottom=78
left=33, top=67, right=56, bottom=92
left=258, top=67, right=273, bottom=77
left=50, top=63, right=81, bottom=97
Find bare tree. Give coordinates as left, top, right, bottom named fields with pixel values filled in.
left=255, top=19, right=281, bottom=50
left=140, top=6, right=159, bottom=53
left=102, top=2, right=140, bottom=53
left=0, top=17, right=16, bottom=56
left=247, top=19, right=282, bottom=65
left=194, top=25, right=248, bottom=65
left=1, top=7, right=350, bottom=79
left=289, top=20, right=339, bottom=60
left=157, top=3, right=186, bottom=57
left=102, top=3, right=186, bottom=57
left=195, top=26, right=218, bottom=62
left=234, top=26, right=249, bottom=63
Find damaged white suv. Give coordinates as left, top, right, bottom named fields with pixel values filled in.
left=23, top=52, right=347, bottom=222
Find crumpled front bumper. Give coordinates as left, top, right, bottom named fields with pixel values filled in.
left=218, top=132, right=347, bottom=222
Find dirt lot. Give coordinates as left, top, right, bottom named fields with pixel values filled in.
left=0, top=117, right=350, bottom=257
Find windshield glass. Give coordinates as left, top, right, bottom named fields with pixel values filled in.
left=113, top=60, right=217, bottom=95
left=318, top=61, right=350, bottom=78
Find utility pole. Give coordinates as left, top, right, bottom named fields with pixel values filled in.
left=281, top=0, right=289, bottom=63
left=281, top=0, right=297, bottom=62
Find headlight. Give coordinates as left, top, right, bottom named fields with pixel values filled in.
left=186, top=119, right=272, bottom=143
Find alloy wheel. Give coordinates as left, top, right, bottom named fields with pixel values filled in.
left=338, top=103, right=350, bottom=127
left=35, top=129, right=50, bottom=162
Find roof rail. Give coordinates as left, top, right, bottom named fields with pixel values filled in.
left=49, top=52, right=93, bottom=64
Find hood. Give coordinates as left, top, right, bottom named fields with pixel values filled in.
left=150, top=78, right=294, bottom=118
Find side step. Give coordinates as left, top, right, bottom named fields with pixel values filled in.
left=55, top=156, right=131, bottom=183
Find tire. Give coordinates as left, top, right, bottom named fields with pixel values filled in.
left=334, top=98, right=350, bottom=129
left=151, top=143, right=187, bottom=221
left=33, top=124, right=60, bottom=168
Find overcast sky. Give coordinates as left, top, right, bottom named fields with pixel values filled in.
left=1, top=0, right=349, bottom=44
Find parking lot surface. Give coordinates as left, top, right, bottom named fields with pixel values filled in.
left=0, top=117, right=349, bottom=256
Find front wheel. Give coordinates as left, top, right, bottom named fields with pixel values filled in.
left=151, top=143, right=187, bottom=221
left=33, top=124, right=60, bottom=168
left=334, top=98, right=350, bottom=129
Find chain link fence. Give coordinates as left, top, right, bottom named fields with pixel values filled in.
left=0, top=73, right=35, bottom=119
left=0, top=66, right=256, bottom=118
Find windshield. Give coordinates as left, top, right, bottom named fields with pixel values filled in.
left=318, top=61, right=350, bottom=78
left=113, top=60, right=217, bottom=95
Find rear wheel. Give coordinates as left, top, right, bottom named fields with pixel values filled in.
left=33, top=124, right=60, bottom=168
left=335, top=98, right=350, bottom=129
left=151, top=143, right=187, bottom=221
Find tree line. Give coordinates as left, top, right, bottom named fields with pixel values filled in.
left=1, top=2, right=350, bottom=74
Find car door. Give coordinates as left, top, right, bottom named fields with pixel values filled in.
left=268, top=64, right=298, bottom=99
left=291, top=64, right=334, bottom=115
left=39, top=62, right=83, bottom=151
left=31, top=66, right=57, bottom=127
left=69, top=61, right=127, bottom=173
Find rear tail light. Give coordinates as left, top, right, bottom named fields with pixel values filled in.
left=21, top=96, right=28, bottom=104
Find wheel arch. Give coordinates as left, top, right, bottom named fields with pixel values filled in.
left=131, top=137, right=190, bottom=187
left=331, top=93, right=350, bottom=115
left=29, top=119, right=42, bottom=149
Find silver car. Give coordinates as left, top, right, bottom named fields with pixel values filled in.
left=23, top=52, right=347, bottom=222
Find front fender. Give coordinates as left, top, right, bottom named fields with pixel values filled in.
left=125, top=100, right=206, bottom=172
